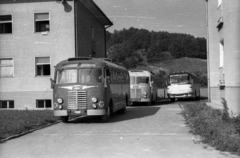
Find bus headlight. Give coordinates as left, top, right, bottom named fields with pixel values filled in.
left=98, top=101, right=104, bottom=107
left=57, top=98, right=63, bottom=104
left=91, top=97, right=98, bottom=103
left=143, top=92, right=147, bottom=98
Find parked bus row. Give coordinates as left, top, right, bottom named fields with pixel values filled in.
left=50, top=57, right=200, bottom=122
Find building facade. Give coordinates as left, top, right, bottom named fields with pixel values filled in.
left=0, top=0, right=112, bottom=109
left=207, top=0, right=240, bottom=115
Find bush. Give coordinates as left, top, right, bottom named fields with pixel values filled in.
left=182, top=100, right=240, bottom=155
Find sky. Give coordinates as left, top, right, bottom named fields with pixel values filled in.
left=95, top=0, right=207, bottom=37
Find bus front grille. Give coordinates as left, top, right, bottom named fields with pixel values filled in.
left=131, top=89, right=141, bottom=98
left=68, top=91, right=87, bottom=109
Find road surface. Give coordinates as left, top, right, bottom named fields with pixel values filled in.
left=0, top=101, right=238, bottom=158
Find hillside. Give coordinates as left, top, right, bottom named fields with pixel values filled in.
left=152, top=57, right=207, bottom=74
left=135, top=57, right=207, bottom=76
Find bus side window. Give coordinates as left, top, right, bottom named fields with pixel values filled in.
left=106, top=69, right=110, bottom=77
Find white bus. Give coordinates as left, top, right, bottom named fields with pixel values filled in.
left=166, top=71, right=200, bottom=102
left=129, top=70, right=158, bottom=105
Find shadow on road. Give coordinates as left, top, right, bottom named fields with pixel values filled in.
left=69, top=105, right=161, bottom=124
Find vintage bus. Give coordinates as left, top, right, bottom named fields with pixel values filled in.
left=166, top=71, right=200, bottom=102
left=50, top=57, right=130, bottom=123
left=129, top=70, right=158, bottom=105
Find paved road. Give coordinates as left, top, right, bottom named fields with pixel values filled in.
left=0, top=101, right=238, bottom=158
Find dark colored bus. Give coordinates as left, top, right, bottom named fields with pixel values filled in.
left=50, top=57, right=130, bottom=122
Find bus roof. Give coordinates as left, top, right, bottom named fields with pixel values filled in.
left=55, top=57, right=127, bottom=71
left=129, top=70, right=154, bottom=76
left=169, top=71, right=196, bottom=77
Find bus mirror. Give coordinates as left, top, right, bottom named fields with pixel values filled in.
left=50, top=78, right=55, bottom=89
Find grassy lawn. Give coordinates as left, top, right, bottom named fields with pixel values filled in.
left=182, top=101, right=240, bottom=155
left=0, top=110, right=60, bottom=141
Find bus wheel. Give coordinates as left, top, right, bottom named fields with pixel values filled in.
left=170, top=98, right=175, bottom=102
left=102, top=107, right=110, bottom=122
left=61, top=116, right=68, bottom=123
left=147, top=102, right=151, bottom=106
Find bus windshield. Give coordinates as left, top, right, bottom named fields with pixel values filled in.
left=169, top=74, right=190, bottom=84
left=130, top=76, right=149, bottom=84
left=78, top=68, right=102, bottom=83
left=57, top=69, right=77, bottom=84
left=56, top=68, right=102, bottom=84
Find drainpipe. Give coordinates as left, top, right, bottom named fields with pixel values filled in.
left=205, top=0, right=211, bottom=102
left=74, top=0, right=78, bottom=57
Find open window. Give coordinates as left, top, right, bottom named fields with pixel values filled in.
left=34, top=13, right=50, bottom=32
left=35, top=57, right=51, bottom=76
left=0, top=15, right=12, bottom=34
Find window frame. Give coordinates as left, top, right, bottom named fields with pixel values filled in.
left=0, top=14, right=13, bottom=34
left=0, top=57, right=14, bottom=78
left=35, top=56, right=51, bottom=77
left=36, top=99, right=52, bottom=109
left=0, top=100, right=14, bottom=109
left=34, top=12, right=50, bottom=33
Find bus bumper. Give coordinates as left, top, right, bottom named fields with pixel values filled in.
left=87, top=109, right=106, bottom=115
left=54, top=110, right=68, bottom=116
left=167, top=93, right=193, bottom=98
left=131, top=98, right=151, bottom=102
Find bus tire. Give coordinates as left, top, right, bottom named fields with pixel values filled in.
left=170, top=98, right=175, bottom=102
left=197, top=90, right=201, bottom=100
left=147, top=102, right=151, bottom=106
left=102, top=107, right=110, bottom=122
left=61, top=116, right=68, bottom=123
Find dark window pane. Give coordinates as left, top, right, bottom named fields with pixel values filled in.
left=2, top=101, right=7, bottom=108
left=43, top=65, right=50, bottom=75
left=45, top=100, right=51, bottom=108
left=0, top=23, right=12, bottom=34
left=37, top=100, right=44, bottom=108
left=0, top=15, right=12, bottom=21
left=37, top=65, right=43, bottom=75
left=9, top=101, right=14, bottom=108
left=36, top=64, right=50, bottom=76
left=35, top=21, right=49, bottom=32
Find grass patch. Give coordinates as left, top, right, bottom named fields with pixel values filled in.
left=182, top=100, right=240, bottom=155
left=0, top=110, right=60, bottom=140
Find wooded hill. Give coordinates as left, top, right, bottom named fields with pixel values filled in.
left=106, top=27, right=207, bottom=87
left=106, top=27, right=206, bottom=69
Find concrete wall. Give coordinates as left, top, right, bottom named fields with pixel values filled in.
left=0, top=1, right=75, bottom=109
left=208, top=0, right=240, bottom=115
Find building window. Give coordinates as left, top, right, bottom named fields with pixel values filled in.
left=35, top=57, right=50, bottom=76
left=0, top=100, right=14, bottom=109
left=0, top=15, right=12, bottom=34
left=36, top=100, right=52, bottom=108
left=219, top=40, right=224, bottom=68
left=34, top=13, right=50, bottom=32
left=0, top=58, right=14, bottom=78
